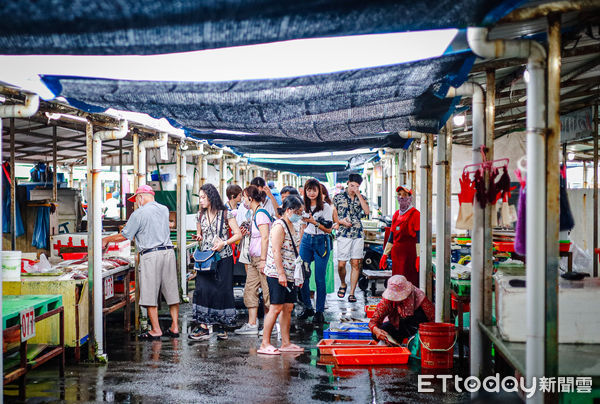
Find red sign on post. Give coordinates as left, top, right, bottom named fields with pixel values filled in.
left=20, top=307, right=36, bottom=342
left=104, top=275, right=114, bottom=300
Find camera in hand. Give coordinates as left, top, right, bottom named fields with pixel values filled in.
left=315, top=217, right=333, bottom=229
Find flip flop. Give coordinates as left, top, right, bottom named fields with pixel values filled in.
left=279, top=344, right=304, bottom=353
left=348, top=294, right=357, bottom=303
left=164, top=329, right=180, bottom=338
left=257, top=345, right=281, bottom=355
left=139, top=331, right=161, bottom=340
left=337, top=285, right=347, bottom=298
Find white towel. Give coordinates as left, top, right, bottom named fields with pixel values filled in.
left=294, top=256, right=304, bottom=286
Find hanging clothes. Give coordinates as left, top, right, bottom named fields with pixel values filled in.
left=456, top=171, right=475, bottom=230
left=389, top=207, right=420, bottom=287
left=559, top=166, right=575, bottom=232
left=514, top=186, right=526, bottom=256
left=2, top=162, right=24, bottom=237
left=32, top=206, right=50, bottom=249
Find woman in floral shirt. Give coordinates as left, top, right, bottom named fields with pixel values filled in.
left=190, top=183, right=242, bottom=341
left=368, top=275, right=434, bottom=344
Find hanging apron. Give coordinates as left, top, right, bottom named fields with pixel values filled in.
left=390, top=208, right=419, bottom=287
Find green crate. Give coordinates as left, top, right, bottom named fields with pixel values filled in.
left=451, top=279, right=471, bottom=296
left=3, top=295, right=63, bottom=330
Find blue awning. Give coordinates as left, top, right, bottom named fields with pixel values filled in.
left=41, top=52, right=473, bottom=150
left=0, top=0, right=524, bottom=55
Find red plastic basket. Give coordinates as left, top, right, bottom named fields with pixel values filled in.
left=559, top=242, right=571, bottom=252
left=332, top=347, right=410, bottom=365
left=317, top=339, right=377, bottom=355
left=364, top=304, right=377, bottom=318
left=61, top=252, right=88, bottom=260
left=494, top=242, right=514, bottom=253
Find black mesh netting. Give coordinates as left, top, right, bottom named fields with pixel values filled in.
left=0, top=0, right=523, bottom=55
left=42, top=52, right=471, bottom=150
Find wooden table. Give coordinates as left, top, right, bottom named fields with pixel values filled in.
left=3, top=295, right=65, bottom=400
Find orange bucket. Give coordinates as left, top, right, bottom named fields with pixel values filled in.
left=419, top=322, right=456, bottom=369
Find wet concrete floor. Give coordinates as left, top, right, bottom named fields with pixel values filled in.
left=4, top=289, right=470, bottom=403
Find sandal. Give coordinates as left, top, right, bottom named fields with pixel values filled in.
left=139, top=331, right=161, bottom=340
left=279, top=344, right=304, bottom=353
left=348, top=294, right=357, bottom=303
left=337, top=285, right=347, bottom=298
left=164, top=329, right=180, bottom=338
left=257, top=345, right=281, bottom=355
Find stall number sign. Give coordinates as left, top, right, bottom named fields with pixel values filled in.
left=104, top=276, right=114, bottom=300
left=20, top=308, right=36, bottom=342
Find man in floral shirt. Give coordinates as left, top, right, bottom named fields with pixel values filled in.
left=333, top=173, right=370, bottom=303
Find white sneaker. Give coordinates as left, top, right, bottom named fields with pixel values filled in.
left=259, top=323, right=281, bottom=338
left=234, top=323, right=259, bottom=335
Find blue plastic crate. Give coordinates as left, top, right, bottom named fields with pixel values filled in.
left=323, top=322, right=372, bottom=340
left=150, top=173, right=170, bottom=182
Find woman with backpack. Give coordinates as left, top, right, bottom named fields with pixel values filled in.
left=190, top=184, right=242, bottom=341
left=234, top=185, right=273, bottom=335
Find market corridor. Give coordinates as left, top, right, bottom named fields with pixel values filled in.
left=4, top=292, right=468, bottom=403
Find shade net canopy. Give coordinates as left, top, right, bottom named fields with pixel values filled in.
left=247, top=151, right=378, bottom=176
left=200, top=134, right=411, bottom=154
left=0, top=0, right=523, bottom=55
left=41, top=52, right=473, bottom=152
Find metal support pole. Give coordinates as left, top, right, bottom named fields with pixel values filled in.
left=91, top=129, right=105, bottom=360
left=220, top=158, right=226, bottom=198
left=201, top=158, right=208, bottom=186
left=447, top=81, right=486, bottom=380
left=419, top=135, right=433, bottom=298
left=10, top=118, right=16, bottom=250
left=119, top=139, right=124, bottom=220
left=53, top=125, right=58, bottom=203
left=85, top=122, right=95, bottom=361
left=526, top=40, right=548, bottom=404
left=193, top=154, right=203, bottom=206
left=410, top=142, right=417, bottom=189
left=133, top=133, right=140, bottom=191
left=382, top=161, right=388, bottom=215
left=483, top=69, right=496, bottom=333
left=389, top=154, right=395, bottom=212
left=545, top=15, right=561, bottom=394
left=594, top=103, right=599, bottom=277
left=444, top=125, right=452, bottom=321
left=435, top=124, right=452, bottom=322
left=0, top=117, right=3, bottom=380
left=371, top=166, right=377, bottom=214
left=177, top=147, right=188, bottom=298
left=132, top=132, right=140, bottom=330
left=583, top=161, right=588, bottom=188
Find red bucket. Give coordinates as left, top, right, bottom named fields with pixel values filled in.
left=419, top=322, right=457, bottom=369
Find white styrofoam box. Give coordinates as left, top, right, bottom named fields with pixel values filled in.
left=496, top=275, right=600, bottom=343
left=147, top=181, right=175, bottom=191
left=50, top=232, right=131, bottom=258
left=186, top=214, right=197, bottom=232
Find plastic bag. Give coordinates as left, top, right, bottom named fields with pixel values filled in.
left=571, top=243, right=593, bottom=274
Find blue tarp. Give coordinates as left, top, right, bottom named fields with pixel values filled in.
left=0, top=0, right=524, bottom=55
left=41, top=52, right=474, bottom=151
